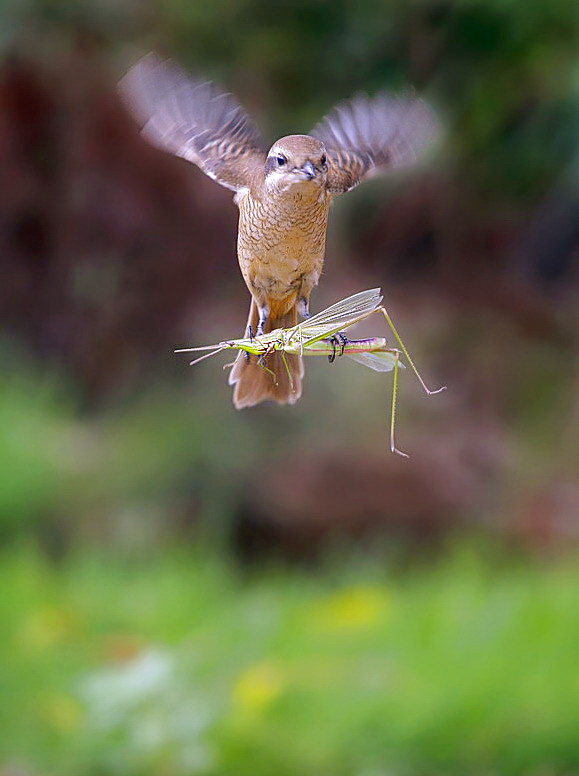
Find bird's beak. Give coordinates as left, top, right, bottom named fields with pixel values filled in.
left=297, top=161, right=316, bottom=180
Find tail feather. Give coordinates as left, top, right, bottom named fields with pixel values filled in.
left=228, top=299, right=303, bottom=408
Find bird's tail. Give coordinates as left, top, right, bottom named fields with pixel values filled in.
left=228, top=299, right=303, bottom=409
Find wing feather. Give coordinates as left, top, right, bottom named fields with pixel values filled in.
left=311, top=92, right=438, bottom=194
left=119, top=54, right=266, bottom=192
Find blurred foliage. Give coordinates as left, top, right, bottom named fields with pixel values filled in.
left=0, top=1, right=578, bottom=772
left=1, top=545, right=578, bottom=775
left=4, top=0, right=579, bottom=200
left=1, top=316, right=576, bottom=557
left=0, top=0, right=576, bottom=572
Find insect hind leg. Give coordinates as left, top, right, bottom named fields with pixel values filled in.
left=378, top=306, right=446, bottom=395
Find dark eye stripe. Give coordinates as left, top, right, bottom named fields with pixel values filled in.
left=265, top=155, right=286, bottom=174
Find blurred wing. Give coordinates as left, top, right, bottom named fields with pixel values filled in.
left=347, top=351, right=405, bottom=373
left=300, top=288, right=383, bottom=341
left=311, top=93, right=438, bottom=194
left=119, top=53, right=266, bottom=192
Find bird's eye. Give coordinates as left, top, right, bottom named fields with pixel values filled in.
left=276, top=154, right=287, bottom=166
left=320, top=154, right=327, bottom=166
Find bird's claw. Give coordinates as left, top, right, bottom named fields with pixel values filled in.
left=244, top=325, right=255, bottom=361
left=325, top=332, right=349, bottom=363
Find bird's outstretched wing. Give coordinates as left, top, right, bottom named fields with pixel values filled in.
left=119, top=54, right=266, bottom=192
left=310, top=93, right=438, bottom=195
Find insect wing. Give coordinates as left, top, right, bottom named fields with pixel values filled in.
left=346, top=350, right=405, bottom=372
left=304, top=288, right=383, bottom=329
left=298, top=288, right=383, bottom=342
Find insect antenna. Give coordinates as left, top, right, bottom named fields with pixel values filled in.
left=174, top=344, right=224, bottom=353
left=188, top=347, right=227, bottom=367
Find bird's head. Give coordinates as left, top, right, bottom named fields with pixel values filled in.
left=264, top=135, right=328, bottom=194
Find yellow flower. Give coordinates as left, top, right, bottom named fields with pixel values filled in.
left=44, top=695, right=83, bottom=731
left=16, top=607, right=75, bottom=652
left=232, top=660, right=285, bottom=714
left=312, top=586, right=390, bottom=632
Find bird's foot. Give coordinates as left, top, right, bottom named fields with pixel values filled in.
left=297, top=297, right=310, bottom=320
left=244, top=325, right=254, bottom=361
left=324, top=332, right=349, bottom=363
left=256, top=305, right=269, bottom=338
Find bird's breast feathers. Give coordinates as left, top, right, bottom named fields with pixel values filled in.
left=236, top=187, right=330, bottom=252
left=235, top=187, right=330, bottom=300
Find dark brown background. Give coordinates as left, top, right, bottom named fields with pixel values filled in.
left=1, top=0, right=577, bottom=559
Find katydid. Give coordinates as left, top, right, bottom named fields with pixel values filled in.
left=175, top=289, right=446, bottom=457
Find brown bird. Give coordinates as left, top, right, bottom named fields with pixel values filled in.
left=119, top=54, right=438, bottom=408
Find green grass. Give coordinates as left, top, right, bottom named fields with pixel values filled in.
left=1, top=545, right=577, bottom=776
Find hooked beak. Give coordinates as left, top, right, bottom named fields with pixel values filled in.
left=295, top=161, right=316, bottom=180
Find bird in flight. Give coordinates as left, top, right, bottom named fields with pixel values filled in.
left=119, top=54, right=438, bottom=409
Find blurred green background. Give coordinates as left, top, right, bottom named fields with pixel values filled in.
left=0, top=1, right=578, bottom=774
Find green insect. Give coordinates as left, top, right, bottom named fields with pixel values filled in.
left=176, top=289, right=446, bottom=457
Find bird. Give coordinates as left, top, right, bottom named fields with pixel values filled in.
left=119, top=54, right=438, bottom=409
